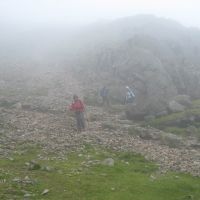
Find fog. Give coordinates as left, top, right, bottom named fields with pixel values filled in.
left=1, top=0, right=200, bottom=74
left=0, top=0, right=200, bottom=28
left=1, top=1, right=200, bottom=188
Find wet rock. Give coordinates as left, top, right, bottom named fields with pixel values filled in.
left=41, top=166, right=54, bottom=172
left=41, top=189, right=50, bottom=195
left=12, top=177, right=21, bottom=183
left=24, top=193, right=34, bottom=198
left=102, top=158, right=115, bottom=166
left=27, top=160, right=41, bottom=170
left=8, top=157, right=14, bottom=161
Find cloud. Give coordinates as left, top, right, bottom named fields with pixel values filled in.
left=0, top=0, right=199, bottom=27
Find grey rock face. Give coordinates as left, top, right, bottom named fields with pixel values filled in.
left=75, top=17, right=200, bottom=115
left=174, top=95, right=192, bottom=107
left=168, top=100, right=185, bottom=113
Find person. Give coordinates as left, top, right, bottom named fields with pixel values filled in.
left=125, top=86, right=135, bottom=104
left=69, top=95, right=85, bottom=132
left=100, top=86, right=109, bottom=106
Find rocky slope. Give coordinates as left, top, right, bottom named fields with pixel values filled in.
left=73, top=15, right=200, bottom=118
left=2, top=15, right=200, bottom=118
left=1, top=15, right=200, bottom=176
left=0, top=69, right=200, bottom=176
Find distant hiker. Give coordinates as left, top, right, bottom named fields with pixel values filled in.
left=100, top=86, right=109, bottom=106
left=69, top=95, right=85, bottom=132
left=125, top=86, right=135, bottom=104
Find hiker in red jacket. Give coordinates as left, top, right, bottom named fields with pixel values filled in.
left=69, top=95, right=85, bottom=132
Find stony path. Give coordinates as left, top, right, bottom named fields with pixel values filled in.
left=0, top=69, right=200, bottom=176
left=79, top=107, right=200, bottom=176
left=1, top=105, right=200, bottom=176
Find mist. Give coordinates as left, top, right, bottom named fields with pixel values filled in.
left=1, top=1, right=200, bottom=197
left=1, top=0, right=200, bottom=27
left=1, top=0, right=199, bottom=62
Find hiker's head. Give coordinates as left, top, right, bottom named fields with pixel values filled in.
left=73, top=95, right=78, bottom=101
left=126, top=86, right=129, bottom=90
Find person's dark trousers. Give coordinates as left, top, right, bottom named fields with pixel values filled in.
left=75, top=111, right=85, bottom=131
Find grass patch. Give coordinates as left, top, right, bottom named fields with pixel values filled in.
left=191, top=99, right=200, bottom=108
left=0, top=146, right=200, bottom=200
left=148, top=111, right=186, bottom=128
left=147, top=99, right=200, bottom=138
left=163, top=127, right=187, bottom=136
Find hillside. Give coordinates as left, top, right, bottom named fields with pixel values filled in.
left=1, top=15, right=200, bottom=199
left=72, top=15, right=200, bottom=119
left=1, top=67, right=200, bottom=199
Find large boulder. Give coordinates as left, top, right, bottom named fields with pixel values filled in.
left=174, top=95, right=192, bottom=107
left=160, top=133, right=184, bottom=148
left=102, top=158, right=115, bottom=166
left=168, top=100, right=185, bottom=113
left=125, top=104, right=147, bottom=120
left=12, top=102, right=22, bottom=110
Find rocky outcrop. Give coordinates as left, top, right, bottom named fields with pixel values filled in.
left=75, top=16, right=200, bottom=117
left=174, top=95, right=192, bottom=107
left=167, top=95, right=192, bottom=113
left=168, top=100, right=185, bottom=113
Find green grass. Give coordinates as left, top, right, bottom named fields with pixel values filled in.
left=163, top=127, right=187, bottom=136
left=147, top=99, right=200, bottom=138
left=148, top=111, right=186, bottom=128
left=0, top=145, right=200, bottom=200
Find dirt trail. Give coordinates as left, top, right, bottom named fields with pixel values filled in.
left=0, top=68, right=200, bottom=176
